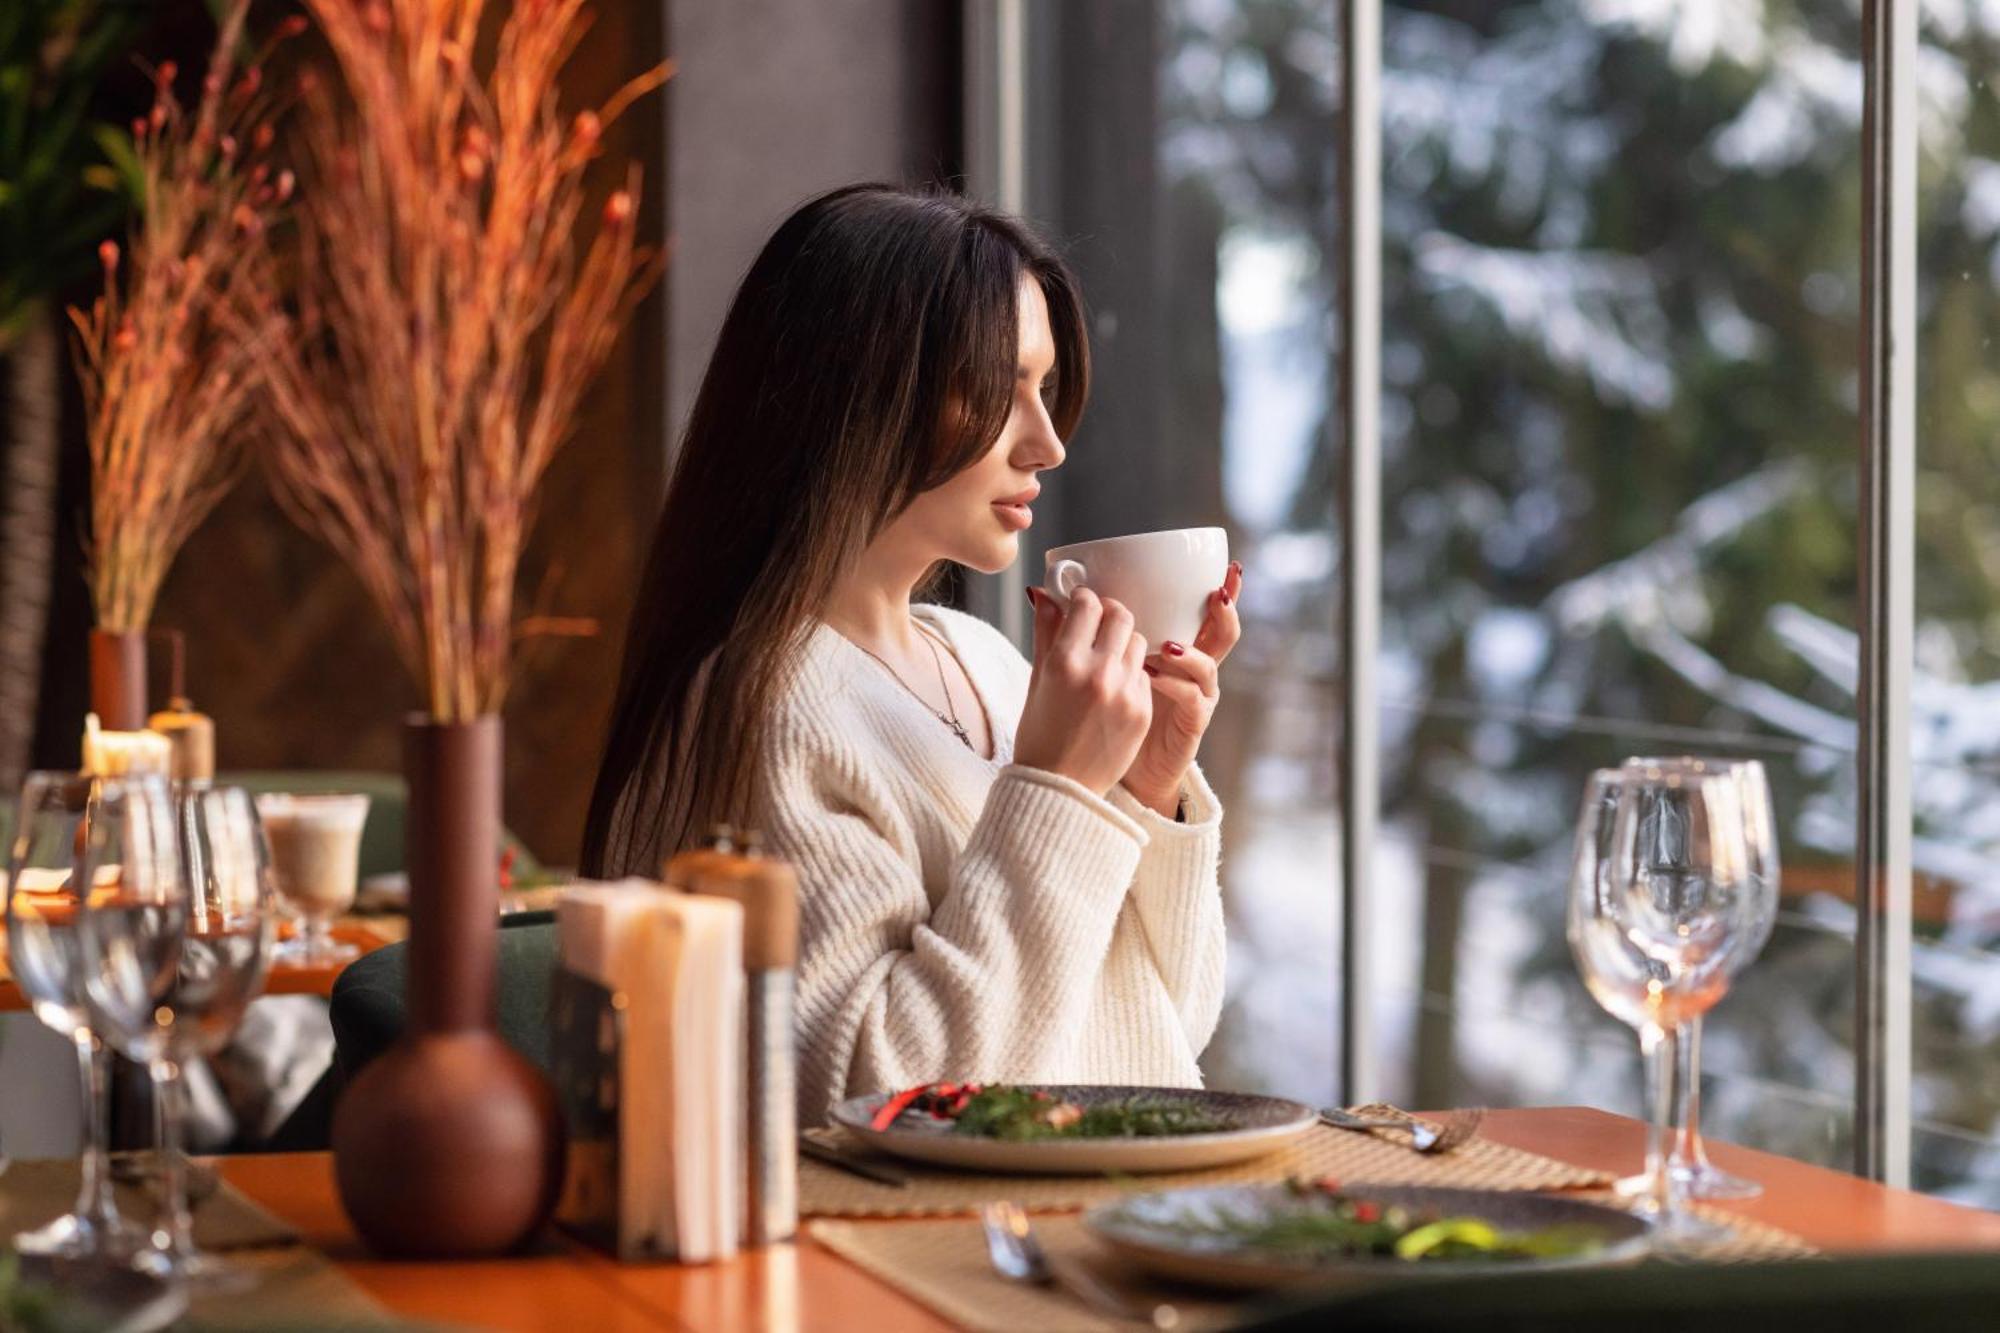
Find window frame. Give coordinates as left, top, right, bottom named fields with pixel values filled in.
left=974, top=0, right=1920, bottom=1185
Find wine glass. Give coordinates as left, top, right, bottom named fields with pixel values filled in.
left=4, top=772, right=171, bottom=1260
left=76, top=784, right=276, bottom=1287
left=1567, top=764, right=1769, bottom=1238
left=253, top=792, right=368, bottom=967
left=1623, top=756, right=1779, bottom=1200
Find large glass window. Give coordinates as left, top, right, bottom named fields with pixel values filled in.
left=1372, top=0, right=1877, bottom=1174
left=1016, top=0, right=1997, bottom=1204
left=1912, top=0, right=2000, bottom=1205
left=1023, top=0, right=1344, bottom=1107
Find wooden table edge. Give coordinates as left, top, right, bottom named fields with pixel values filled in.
left=1460, top=1105, right=2000, bottom=1251
left=214, top=1106, right=2000, bottom=1333
left=1, top=920, right=396, bottom=1011
left=217, top=1151, right=949, bottom=1333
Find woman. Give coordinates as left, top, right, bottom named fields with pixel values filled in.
left=583, top=183, right=1240, bottom=1122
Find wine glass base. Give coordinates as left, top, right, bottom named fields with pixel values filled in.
left=1671, top=1159, right=1764, bottom=1201
left=132, top=1244, right=257, bottom=1294
left=273, top=935, right=359, bottom=967
left=1610, top=1179, right=1735, bottom=1250
left=10, top=1210, right=150, bottom=1261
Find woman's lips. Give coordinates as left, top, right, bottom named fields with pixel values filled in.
left=992, top=500, right=1033, bottom=531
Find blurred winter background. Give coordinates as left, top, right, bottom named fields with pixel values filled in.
left=1024, top=0, right=2000, bottom=1207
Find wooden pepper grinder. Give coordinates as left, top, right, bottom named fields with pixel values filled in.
left=661, top=823, right=741, bottom=891
left=668, top=828, right=799, bottom=1246
left=145, top=629, right=214, bottom=783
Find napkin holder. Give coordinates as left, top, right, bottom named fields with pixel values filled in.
left=549, top=968, right=664, bottom=1261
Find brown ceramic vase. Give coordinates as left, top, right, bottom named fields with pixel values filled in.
left=330, top=714, right=565, bottom=1258
left=88, top=628, right=148, bottom=730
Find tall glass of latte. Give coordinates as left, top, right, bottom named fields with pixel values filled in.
left=254, top=793, right=370, bottom=966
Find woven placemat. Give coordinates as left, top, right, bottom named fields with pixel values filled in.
left=810, top=1205, right=1817, bottom=1333
left=4, top=1157, right=401, bottom=1328
left=802, top=1105, right=1613, bottom=1218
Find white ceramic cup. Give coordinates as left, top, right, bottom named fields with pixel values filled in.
left=1042, top=526, right=1230, bottom=648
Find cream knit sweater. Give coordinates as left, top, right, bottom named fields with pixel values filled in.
left=751, top=605, right=1227, bottom=1125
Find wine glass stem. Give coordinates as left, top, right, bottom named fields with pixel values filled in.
left=1640, top=1022, right=1678, bottom=1218
left=303, top=915, right=330, bottom=966
left=149, top=1056, right=194, bottom=1260
left=1674, top=1016, right=1705, bottom=1167
left=74, top=1030, right=118, bottom=1227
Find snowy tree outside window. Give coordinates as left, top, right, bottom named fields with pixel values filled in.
left=1028, top=0, right=2000, bottom=1207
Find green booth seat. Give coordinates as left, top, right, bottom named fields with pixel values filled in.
left=327, top=914, right=560, bottom=1080
left=268, top=913, right=559, bottom=1153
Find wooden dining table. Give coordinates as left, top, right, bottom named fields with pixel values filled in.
left=0, top=919, right=397, bottom=1012
left=215, top=1105, right=2000, bottom=1333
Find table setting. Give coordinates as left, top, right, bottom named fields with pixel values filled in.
left=0, top=747, right=1858, bottom=1330
left=772, top=753, right=1813, bottom=1329
left=1, top=772, right=397, bottom=1328
left=796, top=1094, right=1813, bottom=1332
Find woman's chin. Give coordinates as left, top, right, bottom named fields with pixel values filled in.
left=959, top=533, right=1019, bottom=576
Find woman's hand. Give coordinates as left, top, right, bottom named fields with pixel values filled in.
left=1014, top=586, right=1154, bottom=796
left=1121, top=562, right=1243, bottom=818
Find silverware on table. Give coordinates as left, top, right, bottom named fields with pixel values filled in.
left=980, top=1200, right=1178, bottom=1329
left=798, top=1134, right=912, bottom=1188
left=1318, top=1105, right=1485, bottom=1154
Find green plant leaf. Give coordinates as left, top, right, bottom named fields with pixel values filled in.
left=89, top=123, right=141, bottom=200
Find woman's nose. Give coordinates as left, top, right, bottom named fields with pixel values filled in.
left=1013, top=407, right=1066, bottom=472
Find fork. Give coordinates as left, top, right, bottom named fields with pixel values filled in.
left=1318, top=1106, right=1486, bottom=1153
left=980, top=1201, right=1178, bottom=1329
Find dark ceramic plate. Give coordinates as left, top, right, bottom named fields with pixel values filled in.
left=1084, top=1183, right=1653, bottom=1290
left=830, top=1085, right=1316, bottom=1175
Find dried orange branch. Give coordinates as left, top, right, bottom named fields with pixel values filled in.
left=73, top=1, right=298, bottom=633
left=253, top=0, right=665, bottom=722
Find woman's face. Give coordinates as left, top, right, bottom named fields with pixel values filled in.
left=880, top=276, right=1066, bottom=576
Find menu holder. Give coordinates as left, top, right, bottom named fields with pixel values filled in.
left=551, top=968, right=652, bottom=1259
left=550, top=882, right=744, bottom=1263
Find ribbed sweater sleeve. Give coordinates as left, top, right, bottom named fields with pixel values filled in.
left=758, top=703, right=1148, bottom=1123
left=1107, top=765, right=1226, bottom=1052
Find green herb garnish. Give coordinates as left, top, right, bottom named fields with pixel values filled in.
left=1140, top=1179, right=1611, bottom=1263
left=873, top=1083, right=1237, bottom=1139
left=949, top=1086, right=1236, bottom=1139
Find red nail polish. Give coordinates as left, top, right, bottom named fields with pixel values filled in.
left=1164, top=642, right=1185, bottom=657
left=1219, top=591, right=1232, bottom=607
left=1229, top=560, right=1243, bottom=578
left=1143, top=665, right=1159, bottom=677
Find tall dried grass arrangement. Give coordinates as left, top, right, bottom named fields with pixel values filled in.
left=72, top=1, right=296, bottom=633
left=255, top=0, right=667, bottom=722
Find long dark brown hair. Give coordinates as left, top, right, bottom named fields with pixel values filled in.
left=580, top=184, right=1090, bottom=877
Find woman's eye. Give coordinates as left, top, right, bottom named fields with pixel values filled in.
left=1038, top=378, right=1058, bottom=402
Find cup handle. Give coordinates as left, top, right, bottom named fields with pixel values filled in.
left=1046, top=559, right=1087, bottom=607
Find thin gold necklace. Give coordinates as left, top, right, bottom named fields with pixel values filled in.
left=851, top=623, right=973, bottom=751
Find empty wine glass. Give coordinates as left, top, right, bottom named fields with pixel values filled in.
left=1568, top=764, right=1770, bottom=1239
left=5, top=772, right=172, bottom=1260
left=76, top=784, right=276, bottom=1288
left=1623, top=756, right=1779, bottom=1200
